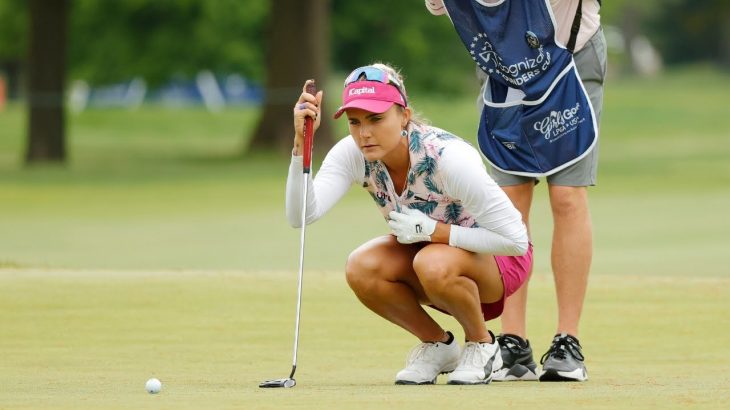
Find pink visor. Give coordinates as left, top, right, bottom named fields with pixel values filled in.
left=333, top=80, right=407, bottom=119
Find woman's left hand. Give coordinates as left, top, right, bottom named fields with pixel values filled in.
left=388, top=208, right=437, bottom=244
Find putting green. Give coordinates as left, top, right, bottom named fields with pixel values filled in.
left=1, top=269, right=728, bottom=409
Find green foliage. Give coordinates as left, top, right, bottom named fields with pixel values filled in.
left=647, top=0, right=730, bottom=65
left=331, top=0, right=476, bottom=94
left=68, top=0, right=268, bottom=86
left=0, top=0, right=26, bottom=61
left=2, top=0, right=727, bottom=96
left=598, top=0, right=676, bottom=24
left=598, top=0, right=728, bottom=67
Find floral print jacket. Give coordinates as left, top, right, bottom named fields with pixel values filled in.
left=363, top=123, right=479, bottom=228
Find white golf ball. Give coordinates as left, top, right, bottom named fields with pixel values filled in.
left=145, top=378, right=162, bottom=394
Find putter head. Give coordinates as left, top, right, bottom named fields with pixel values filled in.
left=259, top=378, right=296, bottom=388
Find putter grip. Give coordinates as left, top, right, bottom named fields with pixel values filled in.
left=303, top=81, right=316, bottom=174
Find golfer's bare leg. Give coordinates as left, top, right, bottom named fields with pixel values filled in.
left=412, top=244, right=504, bottom=343
left=346, top=235, right=447, bottom=342
left=499, top=182, right=534, bottom=339
left=548, top=185, right=592, bottom=337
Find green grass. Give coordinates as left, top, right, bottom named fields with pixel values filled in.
left=0, top=269, right=728, bottom=409
left=1, top=66, right=730, bottom=408
left=1, top=67, right=729, bottom=275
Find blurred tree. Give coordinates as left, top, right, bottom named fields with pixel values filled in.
left=3, top=0, right=727, bottom=163
left=69, top=0, right=267, bottom=86
left=599, top=0, right=730, bottom=71
left=248, top=0, right=334, bottom=155
left=331, top=1, right=475, bottom=95
left=2, top=0, right=726, bottom=97
left=26, top=0, right=69, bottom=163
left=0, top=0, right=26, bottom=99
left=599, top=0, right=677, bottom=74
left=723, top=10, right=730, bottom=68
left=647, top=0, right=730, bottom=69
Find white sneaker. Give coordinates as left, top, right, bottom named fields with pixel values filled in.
left=395, top=331, right=460, bottom=385
left=447, top=336, right=503, bottom=385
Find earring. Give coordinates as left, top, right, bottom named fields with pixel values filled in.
left=401, top=130, right=408, bottom=137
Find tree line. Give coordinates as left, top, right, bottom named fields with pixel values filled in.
left=1, top=0, right=727, bottom=163
left=3, top=0, right=725, bottom=95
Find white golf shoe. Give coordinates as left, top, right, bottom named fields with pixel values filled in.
left=395, top=331, right=460, bottom=385
left=447, top=335, right=503, bottom=385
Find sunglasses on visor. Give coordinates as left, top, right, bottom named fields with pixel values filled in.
left=344, top=66, right=408, bottom=105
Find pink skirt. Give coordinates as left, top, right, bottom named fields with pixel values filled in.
left=481, top=243, right=533, bottom=321
left=428, top=243, right=533, bottom=322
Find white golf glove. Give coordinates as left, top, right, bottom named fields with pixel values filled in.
left=388, top=208, right=437, bottom=244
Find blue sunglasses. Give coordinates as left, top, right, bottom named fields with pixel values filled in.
left=344, top=66, right=408, bottom=105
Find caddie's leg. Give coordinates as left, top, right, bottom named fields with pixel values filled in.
left=548, top=185, right=592, bottom=337
left=488, top=182, right=541, bottom=382
left=498, top=182, right=535, bottom=338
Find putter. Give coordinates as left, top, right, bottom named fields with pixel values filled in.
left=260, top=81, right=317, bottom=389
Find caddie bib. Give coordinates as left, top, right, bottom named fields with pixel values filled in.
left=443, top=0, right=598, bottom=176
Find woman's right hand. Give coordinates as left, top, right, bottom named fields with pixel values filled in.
left=292, top=79, right=323, bottom=156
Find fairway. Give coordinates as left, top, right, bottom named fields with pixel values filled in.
left=1, top=67, right=730, bottom=408
left=2, top=0, right=729, bottom=403
left=1, top=269, right=728, bottom=409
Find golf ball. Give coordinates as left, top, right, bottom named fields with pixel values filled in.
left=145, top=378, right=162, bottom=394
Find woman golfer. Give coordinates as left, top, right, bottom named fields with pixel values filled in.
left=287, top=63, right=532, bottom=385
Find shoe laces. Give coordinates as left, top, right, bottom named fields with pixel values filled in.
left=405, top=342, right=440, bottom=366
left=460, top=342, right=490, bottom=366
left=497, top=334, right=526, bottom=355
left=540, top=334, right=584, bottom=364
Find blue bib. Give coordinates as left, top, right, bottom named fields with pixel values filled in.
left=444, top=0, right=597, bottom=176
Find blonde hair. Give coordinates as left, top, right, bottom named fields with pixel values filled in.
left=370, top=62, right=429, bottom=126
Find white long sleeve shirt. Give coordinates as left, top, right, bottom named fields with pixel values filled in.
left=550, top=0, right=601, bottom=52
left=286, top=134, right=529, bottom=256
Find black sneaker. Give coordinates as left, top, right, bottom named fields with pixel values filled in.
left=539, top=333, right=588, bottom=382
left=492, top=334, right=538, bottom=381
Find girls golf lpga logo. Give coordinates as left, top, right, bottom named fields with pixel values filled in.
left=533, top=102, right=583, bottom=141
left=469, top=32, right=551, bottom=87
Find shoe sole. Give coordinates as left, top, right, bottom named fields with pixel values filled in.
left=394, top=367, right=456, bottom=385
left=539, top=368, right=588, bottom=382
left=446, top=372, right=494, bottom=385
left=446, top=377, right=493, bottom=385
left=492, top=364, right=539, bottom=382
left=395, top=379, right=436, bottom=385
